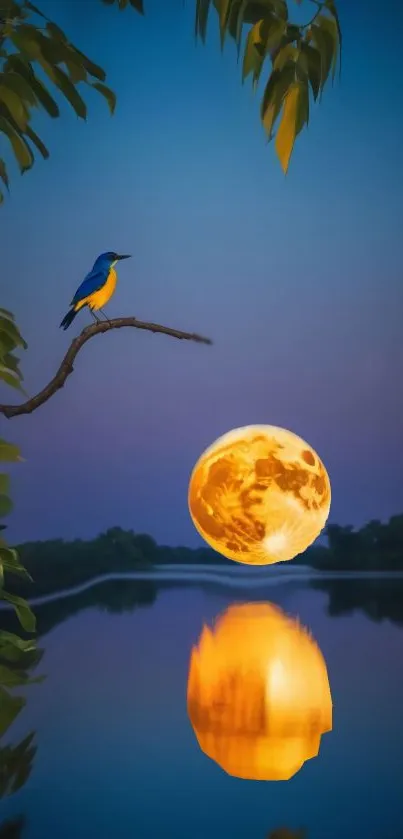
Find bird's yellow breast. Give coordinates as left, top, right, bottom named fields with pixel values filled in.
left=82, top=267, right=117, bottom=312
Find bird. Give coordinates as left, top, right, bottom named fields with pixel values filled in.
left=60, top=251, right=131, bottom=330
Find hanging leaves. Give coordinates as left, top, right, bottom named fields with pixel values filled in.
left=1, top=592, right=36, bottom=633
left=91, top=82, right=117, bottom=115
left=260, top=61, right=296, bottom=139
left=195, top=0, right=212, bottom=41
left=0, top=733, right=37, bottom=798
left=313, top=13, right=340, bottom=81
left=0, top=310, right=32, bottom=645
left=195, top=0, right=342, bottom=173
left=0, top=546, right=32, bottom=582
left=0, top=686, right=25, bottom=738
left=0, top=310, right=27, bottom=391
left=101, top=0, right=144, bottom=10
left=0, top=1, right=120, bottom=198
left=275, top=79, right=308, bottom=173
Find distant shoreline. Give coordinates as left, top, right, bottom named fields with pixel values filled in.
left=8, top=517, right=403, bottom=601
left=2, top=564, right=403, bottom=610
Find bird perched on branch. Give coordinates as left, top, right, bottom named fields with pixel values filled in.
left=60, top=251, right=131, bottom=330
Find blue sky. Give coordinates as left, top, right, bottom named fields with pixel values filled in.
left=1, top=0, right=403, bottom=545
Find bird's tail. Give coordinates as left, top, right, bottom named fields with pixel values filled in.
left=60, top=308, right=78, bottom=330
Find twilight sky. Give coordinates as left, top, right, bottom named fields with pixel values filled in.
left=1, top=0, right=403, bottom=546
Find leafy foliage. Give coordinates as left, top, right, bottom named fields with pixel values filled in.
left=0, top=308, right=26, bottom=394
left=0, top=732, right=37, bottom=796
left=0, top=628, right=43, bottom=741
left=0, top=0, right=116, bottom=201
left=0, top=311, right=40, bottom=765
left=0, top=311, right=35, bottom=629
left=0, top=0, right=341, bottom=194
left=195, top=0, right=342, bottom=172
left=101, top=0, right=144, bottom=11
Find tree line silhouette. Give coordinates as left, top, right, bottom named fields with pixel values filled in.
left=6, top=513, right=403, bottom=601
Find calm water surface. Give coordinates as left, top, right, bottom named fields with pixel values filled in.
left=2, top=575, right=403, bottom=839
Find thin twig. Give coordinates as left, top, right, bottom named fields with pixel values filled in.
left=0, top=316, right=213, bottom=419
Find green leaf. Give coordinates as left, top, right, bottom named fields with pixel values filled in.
left=225, top=0, right=242, bottom=45
left=1, top=558, right=32, bottom=582
left=0, top=115, right=33, bottom=171
left=0, top=314, right=27, bottom=349
left=285, top=23, right=300, bottom=41
left=0, top=545, right=32, bottom=582
left=0, top=308, right=14, bottom=320
left=44, top=21, right=68, bottom=41
left=0, top=475, right=9, bottom=495
left=325, top=0, right=342, bottom=74
left=275, top=80, right=303, bottom=173
left=0, top=663, right=40, bottom=687
left=9, top=26, right=43, bottom=61
left=129, top=0, right=144, bottom=10
left=38, top=35, right=75, bottom=69
left=0, top=732, right=37, bottom=796
left=242, top=21, right=265, bottom=84
left=217, top=0, right=233, bottom=48
left=39, top=61, right=87, bottom=119
left=260, top=61, right=296, bottom=138
left=29, top=74, right=59, bottom=117
left=243, top=0, right=287, bottom=22
left=316, top=13, right=339, bottom=79
left=0, top=686, right=25, bottom=738
left=0, top=440, right=22, bottom=463
left=24, top=124, right=49, bottom=158
left=294, top=74, right=309, bottom=134
left=0, top=83, right=29, bottom=131
left=2, top=591, right=36, bottom=632
left=0, top=333, right=18, bottom=356
left=0, top=68, right=37, bottom=106
left=24, top=1, right=49, bottom=19
left=195, top=0, right=212, bottom=41
left=0, top=732, right=37, bottom=798
left=301, top=42, right=321, bottom=100
left=0, top=631, right=36, bottom=657
left=74, top=50, right=106, bottom=82
left=0, top=365, right=24, bottom=391
left=267, top=0, right=288, bottom=20
left=0, top=494, right=13, bottom=518
left=90, top=82, right=116, bottom=114
left=265, top=16, right=288, bottom=53
left=273, top=43, right=298, bottom=72
left=65, top=58, right=87, bottom=85
left=1, top=351, right=24, bottom=380
left=0, top=158, right=9, bottom=191
left=311, top=20, right=334, bottom=92
left=7, top=58, right=60, bottom=117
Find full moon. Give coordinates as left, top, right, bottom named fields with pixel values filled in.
left=188, top=425, right=331, bottom=565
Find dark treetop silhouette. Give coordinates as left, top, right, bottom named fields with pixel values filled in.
left=4, top=513, right=403, bottom=603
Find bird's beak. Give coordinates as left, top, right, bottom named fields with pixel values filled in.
left=117, top=254, right=131, bottom=260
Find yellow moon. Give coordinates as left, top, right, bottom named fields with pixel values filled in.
left=188, top=425, right=331, bottom=565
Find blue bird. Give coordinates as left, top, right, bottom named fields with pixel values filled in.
left=60, top=251, right=131, bottom=330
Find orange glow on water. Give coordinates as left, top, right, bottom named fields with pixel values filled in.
left=187, top=603, right=332, bottom=781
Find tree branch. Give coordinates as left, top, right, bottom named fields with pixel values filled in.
left=0, top=316, right=212, bottom=419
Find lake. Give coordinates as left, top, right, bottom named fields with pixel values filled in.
left=1, top=570, right=403, bottom=839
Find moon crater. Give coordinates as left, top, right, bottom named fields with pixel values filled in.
left=188, top=425, right=331, bottom=565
